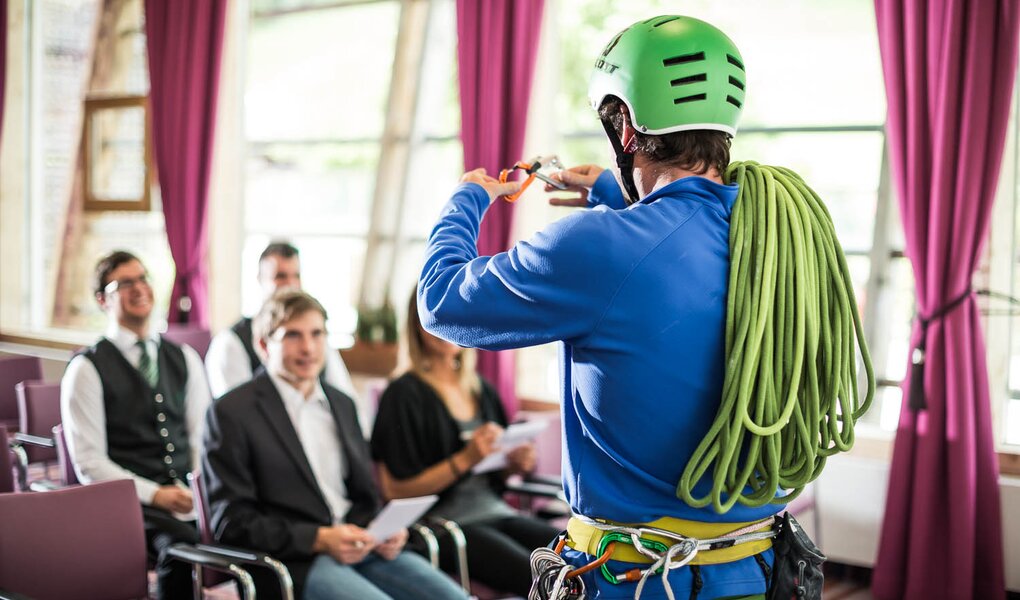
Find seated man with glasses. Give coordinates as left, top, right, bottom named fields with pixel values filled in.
left=60, top=250, right=212, bottom=600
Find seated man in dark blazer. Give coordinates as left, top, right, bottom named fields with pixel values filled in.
left=202, top=289, right=467, bottom=600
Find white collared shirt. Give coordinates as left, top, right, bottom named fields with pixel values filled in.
left=267, top=370, right=351, bottom=523
left=60, top=323, right=212, bottom=504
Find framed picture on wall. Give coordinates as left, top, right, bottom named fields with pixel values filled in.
left=83, top=94, right=152, bottom=212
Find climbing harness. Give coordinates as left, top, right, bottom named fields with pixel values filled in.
left=677, top=161, right=876, bottom=513
left=499, top=155, right=567, bottom=202
left=529, top=515, right=776, bottom=600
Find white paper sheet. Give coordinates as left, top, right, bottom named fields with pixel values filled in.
left=366, top=495, right=439, bottom=541
left=471, top=419, right=550, bottom=474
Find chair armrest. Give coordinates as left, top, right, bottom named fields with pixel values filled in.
left=165, top=543, right=257, bottom=599
left=524, top=473, right=562, bottom=487
left=12, top=433, right=54, bottom=449
left=506, top=479, right=565, bottom=501
left=506, top=475, right=570, bottom=520
left=6, top=440, right=28, bottom=491
left=193, top=543, right=295, bottom=600
left=409, top=522, right=440, bottom=569
left=423, top=517, right=470, bottom=593
left=27, top=480, right=62, bottom=493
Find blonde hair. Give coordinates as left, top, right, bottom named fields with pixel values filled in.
left=406, top=288, right=480, bottom=397
left=253, top=289, right=328, bottom=343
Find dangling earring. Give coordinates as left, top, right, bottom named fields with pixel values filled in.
left=452, top=357, right=462, bottom=371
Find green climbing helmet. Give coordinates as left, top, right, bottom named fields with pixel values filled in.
left=588, top=15, right=746, bottom=136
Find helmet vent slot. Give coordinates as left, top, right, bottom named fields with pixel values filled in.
left=674, top=93, right=707, bottom=105
left=652, top=16, right=680, bottom=27
left=663, top=52, right=705, bottom=67
left=727, top=55, right=745, bottom=71
left=726, top=95, right=742, bottom=108
left=671, top=74, right=707, bottom=86
left=728, top=76, right=745, bottom=90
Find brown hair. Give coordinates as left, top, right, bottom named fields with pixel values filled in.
left=94, top=250, right=143, bottom=296
left=259, top=241, right=300, bottom=264
left=253, top=288, right=328, bottom=343
left=406, top=288, right=480, bottom=397
left=598, top=96, right=731, bottom=177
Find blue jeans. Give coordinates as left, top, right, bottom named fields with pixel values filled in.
left=304, top=551, right=468, bottom=600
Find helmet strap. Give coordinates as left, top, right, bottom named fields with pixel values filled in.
left=600, top=117, right=640, bottom=204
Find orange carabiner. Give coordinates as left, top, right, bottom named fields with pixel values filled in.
left=498, top=161, right=537, bottom=202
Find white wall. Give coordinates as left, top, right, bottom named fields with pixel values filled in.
left=816, top=453, right=1020, bottom=592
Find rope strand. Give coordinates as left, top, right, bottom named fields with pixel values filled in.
left=677, top=161, right=875, bottom=513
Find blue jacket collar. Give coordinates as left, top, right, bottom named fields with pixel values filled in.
left=632, top=175, right=738, bottom=218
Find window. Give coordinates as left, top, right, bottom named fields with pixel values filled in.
left=0, top=0, right=173, bottom=343
left=992, top=79, right=1020, bottom=448
left=242, top=0, right=461, bottom=347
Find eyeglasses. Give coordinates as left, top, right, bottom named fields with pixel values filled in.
left=104, top=274, right=150, bottom=295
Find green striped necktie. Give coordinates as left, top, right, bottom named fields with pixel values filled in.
left=136, top=340, right=159, bottom=388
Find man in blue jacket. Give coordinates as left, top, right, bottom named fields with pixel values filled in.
left=418, top=16, right=778, bottom=600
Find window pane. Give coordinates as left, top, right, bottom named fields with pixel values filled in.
left=402, top=140, right=464, bottom=240
left=1006, top=399, right=1020, bottom=446
left=882, top=257, right=915, bottom=383
left=731, top=131, right=884, bottom=253
left=246, top=142, right=377, bottom=236
left=246, top=1, right=400, bottom=142
left=417, top=0, right=460, bottom=139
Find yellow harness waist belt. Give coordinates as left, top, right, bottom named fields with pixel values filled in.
left=565, top=515, right=774, bottom=566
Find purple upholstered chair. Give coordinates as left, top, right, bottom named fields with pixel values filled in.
left=52, top=424, right=79, bottom=486
left=1, top=424, right=16, bottom=493
left=163, top=325, right=213, bottom=360
left=0, top=479, right=149, bottom=599
left=190, top=469, right=296, bottom=599
left=0, top=355, right=43, bottom=432
left=0, top=479, right=265, bottom=599
left=16, top=381, right=61, bottom=465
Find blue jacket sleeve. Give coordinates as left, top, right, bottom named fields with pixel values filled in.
left=588, top=170, right=627, bottom=210
left=418, top=183, right=623, bottom=350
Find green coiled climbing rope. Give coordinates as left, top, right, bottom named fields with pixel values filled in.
left=676, top=161, right=875, bottom=514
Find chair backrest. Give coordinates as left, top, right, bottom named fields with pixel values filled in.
left=16, top=381, right=61, bottom=464
left=190, top=469, right=234, bottom=588
left=52, top=424, right=79, bottom=486
left=0, top=355, right=43, bottom=431
left=0, top=424, right=15, bottom=493
left=163, top=325, right=212, bottom=360
left=191, top=468, right=214, bottom=544
left=0, top=479, right=148, bottom=600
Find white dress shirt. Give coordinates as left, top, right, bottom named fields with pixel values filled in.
left=205, top=320, right=368, bottom=430
left=267, top=370, right=352, bottom=523
left=60, top=323, right=212, bottom=504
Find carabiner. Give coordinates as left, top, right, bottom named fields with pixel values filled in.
left=498, top=155, right=568, bottom=202
left=596, top=532, right=668, bottom=585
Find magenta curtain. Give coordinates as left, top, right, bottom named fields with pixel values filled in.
left=457, top=0, right=544, bottom=418
left=872, top=1, right=1020, bottom=599
left=144, top=0, right=227, bottom=328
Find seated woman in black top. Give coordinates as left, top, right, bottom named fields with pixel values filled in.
left=371, top=290, right=560, bottom=597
